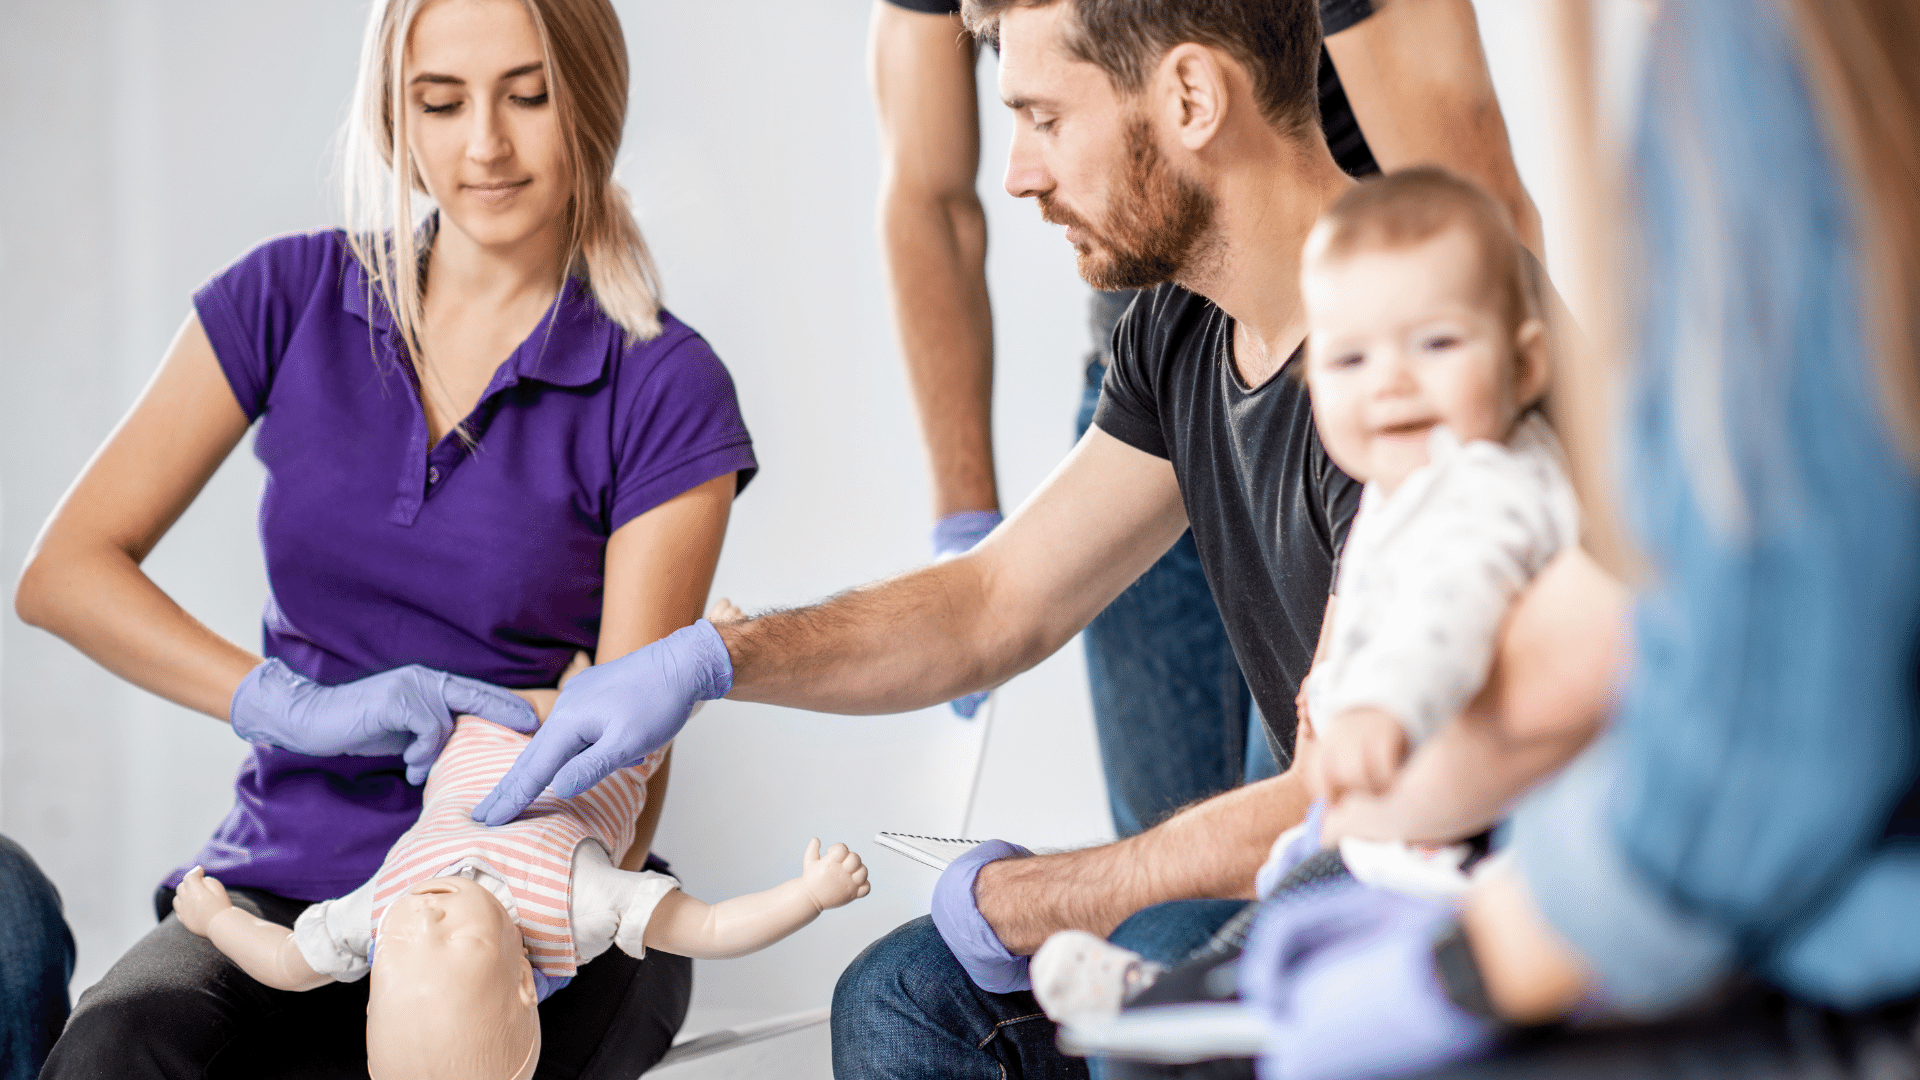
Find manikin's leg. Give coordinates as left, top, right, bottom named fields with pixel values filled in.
left=1077, top=361, right=1260, bottom=838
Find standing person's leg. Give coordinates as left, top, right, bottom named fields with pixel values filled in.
left=832, top=904, right=1244, bottom=1080
left=44, top=887, right=366, bottom=1080
left=0, top=836, right=75, bottom=1080
left=1076, top=362, right=1257, bottom=837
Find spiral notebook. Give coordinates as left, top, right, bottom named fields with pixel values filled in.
left=872, top=832, right=986, bottom=872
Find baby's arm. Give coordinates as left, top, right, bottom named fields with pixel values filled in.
left=174, top=867, right=332, bottom=991
left=642, top=839, right=870, bottom=960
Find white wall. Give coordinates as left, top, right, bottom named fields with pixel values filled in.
left=0, top=0, right=1646, bottom=1043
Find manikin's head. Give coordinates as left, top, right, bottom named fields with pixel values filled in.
left=1300, top=167, right=1550, bottom=495
left=367, top=876, right=541, bottom=1080
left=960, top=0, right=1326, bottom=290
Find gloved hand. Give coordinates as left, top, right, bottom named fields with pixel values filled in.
left=930, top=839, right=1033, bottom=993
left=931, top=510, right=1002, bottom=719
left=471, top=620, right=732, bottom=826
left=229, top=658, right=539, bottom=785
left=1254, top=799, right=1328, bottom=899
left=1240, top=878, right=1496, bottom=1080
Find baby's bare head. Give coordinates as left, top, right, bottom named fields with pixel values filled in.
left=366, top=877, right=541, bottom=1080
left=1299, top=168, right=1551, bottom=491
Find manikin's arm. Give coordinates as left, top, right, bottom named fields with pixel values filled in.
left=870, top=0, right=999, bottom=521
left=973, top=548, right=1626, bottom=953
left=642, top=840, right=871, bottom=960
left=720, top=428, right=1189, bottom=713
left=1325, top=0, right=1544, bottom=257
left=173, top=867, right=331, bottom=992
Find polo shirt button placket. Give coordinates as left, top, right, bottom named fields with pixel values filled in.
left=427, top=465, right=440, bottom=485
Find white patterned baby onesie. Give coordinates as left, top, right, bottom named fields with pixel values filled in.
left=1307, top=414, right=1580, bottom=745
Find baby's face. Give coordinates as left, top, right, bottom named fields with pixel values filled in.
left=1302, top=227, right=1539, bottom=493
left=367, top=877, right=540, bottom=1080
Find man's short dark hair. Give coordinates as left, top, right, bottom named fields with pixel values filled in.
left=960, top=0, right=1323, bottom=138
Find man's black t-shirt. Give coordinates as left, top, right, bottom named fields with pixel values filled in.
left=1093, top=286, right=1362, bottom=762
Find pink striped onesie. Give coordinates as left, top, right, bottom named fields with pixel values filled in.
left=370, top=716, right=663, bottom=977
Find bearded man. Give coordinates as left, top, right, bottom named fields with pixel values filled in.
left=471, top=0, right=1620, bottom=1076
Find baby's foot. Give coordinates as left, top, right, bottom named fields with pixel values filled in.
left=1031, top=930, right=1166, bottom=1025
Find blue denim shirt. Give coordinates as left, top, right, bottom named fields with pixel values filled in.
left=1515, top=0, right=1920, bottom=1013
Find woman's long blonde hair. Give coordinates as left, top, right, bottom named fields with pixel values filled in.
left=340, top=0, right=664, bottom=386
left=1787, top=0, right=1920, bottom=464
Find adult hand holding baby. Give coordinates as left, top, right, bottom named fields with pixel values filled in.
left=229, top=660, right=541, bottom=785
left=473, top=620, right=733, bottom=826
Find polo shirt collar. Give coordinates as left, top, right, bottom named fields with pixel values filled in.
left=339, top=249, right=615, bottom=389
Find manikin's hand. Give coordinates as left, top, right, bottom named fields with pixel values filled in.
left=706, top=597, right=747, bottom=626
left=173, top=866, right=235, bottom=937
left=473, top=621, right=732, bottom=826
left=230, top=659, right=540, bottom=785
left=932, top=510, right=1002, bottom=719
left=1309, top=707, right=1410, bottom=802
left=510, top=651, right=593, bottom=725
left=798, top=838, right=871, bottom=911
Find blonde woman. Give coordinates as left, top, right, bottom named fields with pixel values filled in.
left=19, top=0, right=753, bottom=1074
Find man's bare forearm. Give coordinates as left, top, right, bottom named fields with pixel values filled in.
left=721, top=560, right=1012, bottom=713
left=974, top=769, right=1315, bottom=953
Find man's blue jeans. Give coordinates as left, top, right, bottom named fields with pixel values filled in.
left=1077, top=362, right=1276, bottom=837
left=0, top=835, right=76, bottom=1080
left=832, top=899, right=1245, bottom=1080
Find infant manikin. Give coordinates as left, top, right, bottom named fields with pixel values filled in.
left=175, top=713, right=869, bottom=1080
left=1032, top=169, right=1575, bottom=1027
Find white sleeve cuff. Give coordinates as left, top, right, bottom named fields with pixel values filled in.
left=291, top=883, right=375, bottom=982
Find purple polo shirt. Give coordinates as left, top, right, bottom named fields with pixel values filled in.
left=168, top=230, right=756, bottom=901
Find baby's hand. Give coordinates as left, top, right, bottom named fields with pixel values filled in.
left=1309, top=707, right=1409, bottom=802
left=707, top=598, right=747, bottom=626
left=173, top=866, right=234, bottom=937
left=799, top=838, right=871, bottom=911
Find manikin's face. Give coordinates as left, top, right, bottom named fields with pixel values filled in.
left=1302, top=227, right=1545, bottom=494
left=367, top=876, right=540, bottom=1080
left=403, top=0, right=571, bottom=255
left=997, top=5, right=1215, bottom=289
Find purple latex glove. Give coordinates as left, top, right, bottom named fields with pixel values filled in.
left=229, top=658, right=539, bottom=786
left=471, top=620, right=732, bottom=826
left=1240, top=879, right=1496, bottom=1080
left=1255, top=799, right=1328, bottom=898
left=931, top=839, right=1034, bottom=993
left=932, top=510, right=1003, bottom=720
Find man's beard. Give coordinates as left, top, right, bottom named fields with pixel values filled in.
left=1039, top=118, right=1217, bottom=291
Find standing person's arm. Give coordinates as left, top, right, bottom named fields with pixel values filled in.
left=1325, top=0, right=1546, bottom=258
left=869, top=0, right=998, bottom=526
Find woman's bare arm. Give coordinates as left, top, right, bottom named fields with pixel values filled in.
left=14, top=314, right=261, bottom=720
left=592, top=472, right=732, bottom=867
